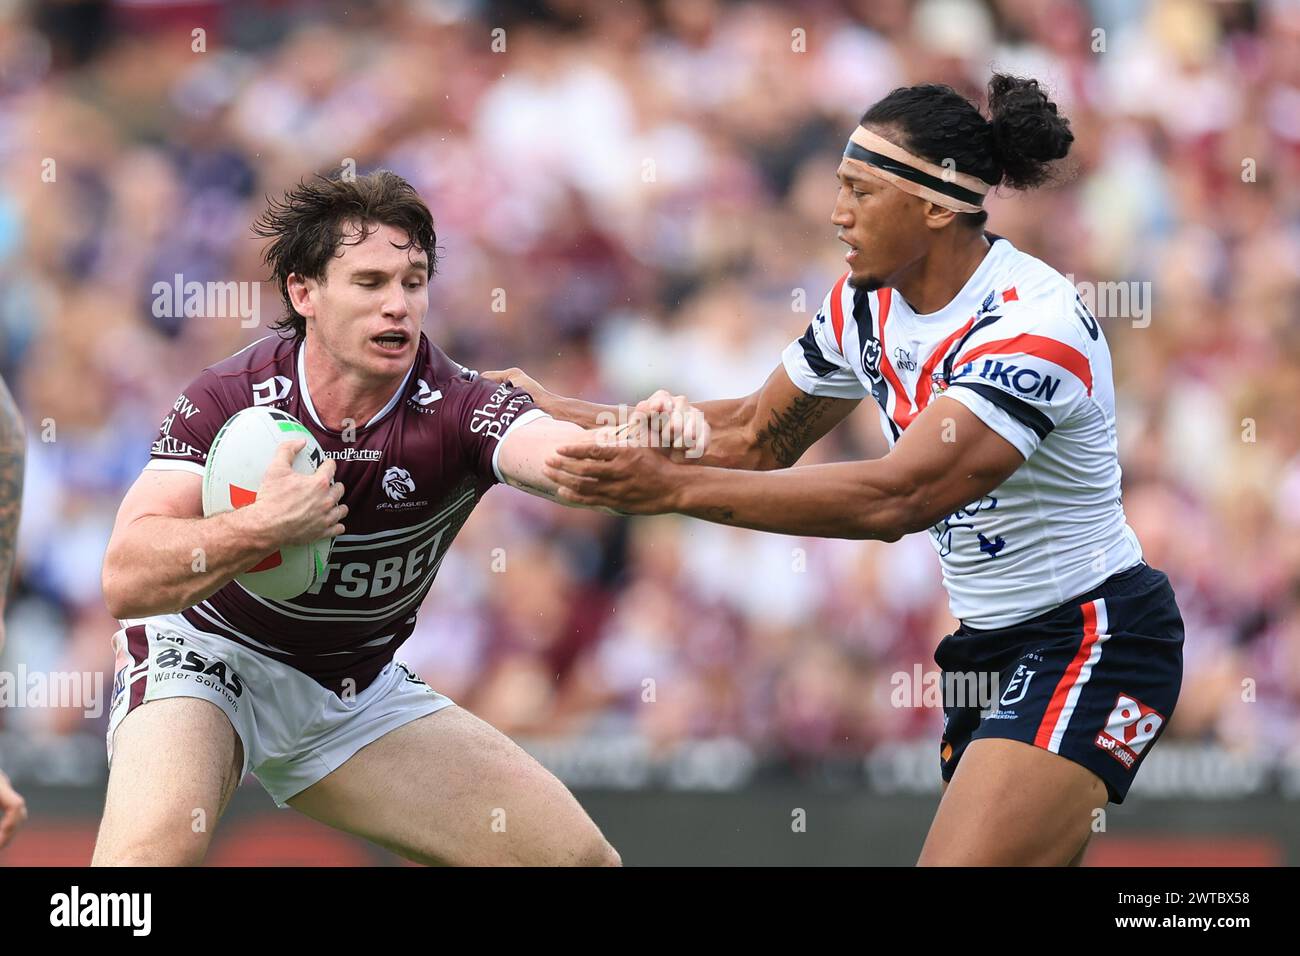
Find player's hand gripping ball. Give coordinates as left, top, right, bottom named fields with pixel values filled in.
left=202, top=407, right=334, bottom=600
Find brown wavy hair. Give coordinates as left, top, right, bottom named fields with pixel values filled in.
left=252, top=169, right=438, bottom=340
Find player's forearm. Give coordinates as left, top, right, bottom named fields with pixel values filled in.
left=692, top=395, right=774, bottom=470
left=670, top=459, right=925, bottom=540
left=500, top=420, right=611, bottom=503
left=538, top=390, right=765, bottom=469
left=0, top=375, right=24, bottom=615
left=102, top=508, right=280, bottom=618
left=530, top=392, right=618, bottom=431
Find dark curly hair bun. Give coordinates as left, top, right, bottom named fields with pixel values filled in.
left=986, top=74, right=1074, bottom=189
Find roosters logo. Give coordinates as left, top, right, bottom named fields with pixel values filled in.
left=382, top=466, right=417, bottom=501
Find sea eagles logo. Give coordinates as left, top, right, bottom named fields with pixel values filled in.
left=861, top=338, right=882, bottom=380
left=382, top=466, right=416, bottom=501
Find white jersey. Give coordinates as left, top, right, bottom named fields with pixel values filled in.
left=782, top=236, right=1142, bottom=629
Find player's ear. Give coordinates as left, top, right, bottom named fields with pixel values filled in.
left=286, top=273, right=315, bottom=317
left=924, top=202, right=959, bottom=231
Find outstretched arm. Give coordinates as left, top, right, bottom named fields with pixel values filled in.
left=483, top=364, right=858, bottom=471
left=494, top=411, right=708, bottom=506
left=542, top=396, right=1024, bottom=540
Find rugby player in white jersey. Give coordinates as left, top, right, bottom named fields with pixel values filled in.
left=505, top=76, right=1185, bottom=866
left=96, top=171, right=709, bottom=866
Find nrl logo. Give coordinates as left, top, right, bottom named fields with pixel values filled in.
left=861, top=338, right=882, bottom=380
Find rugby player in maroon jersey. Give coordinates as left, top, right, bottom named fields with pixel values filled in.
left=96, top=171, right=708, bottom=866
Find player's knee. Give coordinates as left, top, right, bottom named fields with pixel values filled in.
left=577, top=833, right=621, bottom=867
left=93, top=836, right=210, bottom=867
left=93, top=811, right=216, bottom=867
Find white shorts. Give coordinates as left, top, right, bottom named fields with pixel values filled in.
left=106, top=616, right=454, bottom=807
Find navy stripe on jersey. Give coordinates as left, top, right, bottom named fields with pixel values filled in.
left=797, top=323, right=842, bottom=377
left=943, top=311, right=1005, bottom=383
left=948, top=381, right=1054, bottom=440
left=852, top=286, right=901, bottom=441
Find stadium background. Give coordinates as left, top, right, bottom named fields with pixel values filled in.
left=2, top=0, right=1300, bottom=864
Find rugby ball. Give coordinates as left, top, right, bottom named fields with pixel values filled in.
left=202, top=406, right=333, bottom=601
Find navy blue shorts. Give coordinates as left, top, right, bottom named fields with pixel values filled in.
left=935, top=562, right=1184, bottom=804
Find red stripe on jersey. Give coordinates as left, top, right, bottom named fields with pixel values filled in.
left=1002, top=286, right=1018, bottom=302
left=914, top=316, right=976, bottom=414
left=829, top=272, right=848, bottom=355
left=876, top=289, right=913, bottom=428
left=954, top=334, right=1093, bottom=395
left=1033, top=601, right=1099, bottom=749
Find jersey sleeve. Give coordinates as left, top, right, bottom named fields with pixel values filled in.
left=145, top=368, right=235, bottom=477
left=780, top=278, right=869, bottom=400
left=453, top=373, right=550, bottom=485
left=940, top=312, right=1093, bottom=459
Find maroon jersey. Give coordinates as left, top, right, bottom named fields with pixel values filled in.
left=138, top=333, right=543, bottom=693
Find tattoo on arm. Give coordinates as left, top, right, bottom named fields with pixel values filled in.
left=754, top=394, right=836, bottom=468
left=0, top=375, right=25, bottom=602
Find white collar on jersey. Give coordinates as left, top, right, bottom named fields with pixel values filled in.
left=905, top=236, right=1009, bottom=322
left=296, top=340, right=417, bottom=432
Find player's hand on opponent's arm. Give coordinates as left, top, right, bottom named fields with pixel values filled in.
left=481, top=367, right=613, bottom=429
left=542, top=440, right=680, bottom=515
left=481, top=367, right=548, bottom=403
left=244, top=439, right=347, bottom=546
left=0, top=767, right=27, bottom=850
left=625, top=389, right=711, bottom=461
left=483, top=367, right=713, bottom=460
left=488, top=364, right=858, bottom=471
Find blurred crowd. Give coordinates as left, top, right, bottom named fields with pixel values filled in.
left=2, top=0, right=1299, bottom=769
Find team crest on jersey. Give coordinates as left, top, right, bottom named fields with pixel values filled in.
left=376, top=465, right=428, bottom=511
left=382, top=466, right=416, bottom=501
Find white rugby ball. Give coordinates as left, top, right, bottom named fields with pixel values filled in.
left=202, top=406, right=333, bottom=601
